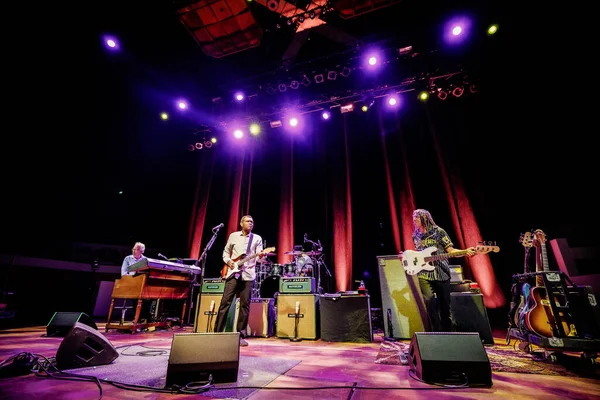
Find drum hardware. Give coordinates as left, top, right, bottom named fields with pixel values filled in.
left=303, top=233, right=332, bottom=294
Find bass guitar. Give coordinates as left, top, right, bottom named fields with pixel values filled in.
left=512, top=231, right=534, bottom=329
left=220, top=247, right=276, bottom=280
left=401, top=245, right=500, bottom=275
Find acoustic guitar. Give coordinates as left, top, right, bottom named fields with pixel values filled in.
left=524, top=230, right=573, bottom=337
left=220, top=247, right=276, bottom=280
left=401, top=245, right=500, bottom=275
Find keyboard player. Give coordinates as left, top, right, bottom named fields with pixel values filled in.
left=121, top=242, right=147, bottom=276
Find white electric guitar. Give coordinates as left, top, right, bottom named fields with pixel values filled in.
left=400, top=245, right=500, bottom=275
left=220, top=247, right=276, bottom=279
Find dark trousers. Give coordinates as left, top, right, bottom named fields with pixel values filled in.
left=214, top=277, right=252, bottom=337
left=419, top=278, right=452, bottom=332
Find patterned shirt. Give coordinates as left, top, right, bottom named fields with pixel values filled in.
left=222, top=231, right=263, bottom=281
left=413, top=227, right=453, bottom=281
left=121, top=255, right=146, bottom=276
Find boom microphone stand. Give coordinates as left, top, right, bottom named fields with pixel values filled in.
left=304, top=234, right=330, bottom=294
left=186, top=224, right=222, bottom=326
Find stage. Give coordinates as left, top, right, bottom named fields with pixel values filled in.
left=0, top=323, right=599, bottom=399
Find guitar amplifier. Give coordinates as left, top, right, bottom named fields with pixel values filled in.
left=279, top=277, right=316, bottom=294
left=201, top=278, right=225, bottom=294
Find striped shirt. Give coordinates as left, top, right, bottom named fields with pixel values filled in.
left=413, top=227, right=452, bottom=281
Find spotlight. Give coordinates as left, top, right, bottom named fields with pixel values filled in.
left=327, top=71, right=337, bottom=80
left=452, top=86, right=464, bottom=97
left=339, top=67, right=351, bottom=77
left=298, top=15, right=305, bottom=23
left=195, top=142, right=203, bottom=149
left=204, top=140, right=213, bottom=148
left=418, top=91, right=429, bottom=101
left=289, top=117, right=298, bottom=127
left=469, top=84, right=478, bottom=93
left=301, top=75, right=311, bottom=86
left=322, top=111, right=331, bottom=120
left=309, top=11, right=315, bottom=19
left=270, top=120, right=282, bottom=128
left=187, top=144, right=195, bottom=151
left=290, top=80, right=300, bottom=89
left=314, top=74, right=324, bottom=84
left=437, top=89, right=448, bottom=100
left=278, top=83, right=287, bottom=92
left=267, top=0, right=279, bottom=11
left=233, top=129, right=244, bottom=138
left=234, top=92, right=244, bottom=101
left=160, top=112, right=169, bottom=120
left=368, top=56, right=377, bottom=66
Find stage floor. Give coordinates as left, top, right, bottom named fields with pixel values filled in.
left=0, top=324, right=599, bottom=399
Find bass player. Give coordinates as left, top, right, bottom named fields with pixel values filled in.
left=398, top=209, right=475, bottom=332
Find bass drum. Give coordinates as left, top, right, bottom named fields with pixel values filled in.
left=260, top=275, right=280, bottom=299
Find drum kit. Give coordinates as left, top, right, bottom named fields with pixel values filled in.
left=252, top=247, right=325, bottom=299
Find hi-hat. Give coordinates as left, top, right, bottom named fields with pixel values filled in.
left=264, top=252, right=277, bottom=256
left=304, top=251, right=322, bottom=256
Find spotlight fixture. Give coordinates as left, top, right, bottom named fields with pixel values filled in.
left=290, top=80, right=300, bottom=89
left=270, top=120, right=282, bottom=128
left=327, top=71, right=337, bottom=80
left=204, top=140, right=213, bottom=148
left=278, top=83, right=287, bottom=92
left=314, top=74, right=324, bottom=84
left=301, top=75, right=311, bottom=86
left=187, top=144, right=195, bottom=151
left=195, top=142, right=203, bottom=150
left=437, top=89, right=448, bottom=100
left=452, top=86, right=464, bottom=97
left=339, top=67, right=351, bottom=77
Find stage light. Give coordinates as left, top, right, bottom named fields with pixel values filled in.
left=322, top=111, right=331, bottom=120
left=234, top=129, right=244, bottom=138
left=368, top=56, right=377, bottom=66
left=235, top=92, right=244, bottom=101
left=211, top=137, right=217, bottom=143
left=249, top=123, right=260, bottom=135
left=301, top=75, right=311, bottom=86
left=102, top=35, right=119, bottom=51
left=418, top=91, right=429, bottom=101
left=187, top=144, right=195, bottom=151
left=443, top=15, right=473, bottom=46
left=361, top=105, right=368, bottom=112
left=340, top=104, right=354, bottom=113
left=177, top=100, right=188, bottom=110
left=278, top=83, right=287, bottom=92
left=452, top=25, right=463, bottom=36
left=487, top=24, right=498, bottom=35
left=452, top=86, right=464, bottom=97
left=289, top=117, right=298, bottom=127
left=469, top=84, right=479, bottom=93
left=195, top=142, right=203, bottom=149
left=339, top=67, right=351, bottom=77
left=388, top=96, right=398, bottom=106
left=314, top=74, right=324, bottom=84
left=290, top=80, right=300, bottom=89
left=160, top=112, right=169, bottom=120
left=270, top=120, right=282, bottom=128
left=438, top=89, right=448, bottom=100
left=204, top=140, right=213, bottom=148
left=327, top=71, right=337, bottom=80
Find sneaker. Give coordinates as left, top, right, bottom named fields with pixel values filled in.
left=239, top=338, right=249, bottom=347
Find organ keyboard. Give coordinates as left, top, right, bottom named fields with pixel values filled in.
left=106, top=258, right=199, bottom=333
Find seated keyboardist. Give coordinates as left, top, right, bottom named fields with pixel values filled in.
left=121, top=242, right=147, bottom=276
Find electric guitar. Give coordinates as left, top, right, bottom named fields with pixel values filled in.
left=220, top=247, right=276, bottom=280
left=401, top=245, right=500, bottom=275
left=513, top=231, right=534, bottom=328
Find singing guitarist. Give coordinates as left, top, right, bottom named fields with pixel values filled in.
left=398, top=209, right=475, bottom=332
left=214, top=215, right=266, bottom=346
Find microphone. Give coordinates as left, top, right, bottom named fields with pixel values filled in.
left=304, top=233, right=308, bottom=242
left=158, top=253, right=169, bottom=261
left=295, top=301, right=300, bottom=315
left=212, top=223, right=224, bottom=231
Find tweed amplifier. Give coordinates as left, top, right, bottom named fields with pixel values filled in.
left=201, top=278, right=225, bottom=294
left=279, top=277, right=316, bottom=294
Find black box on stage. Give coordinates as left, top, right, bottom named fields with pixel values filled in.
left=56, top=322, right=118, bottom=370
left=408, top=332, right=492, bottom=386
left=47, top=312, right=98, bottom=337
left=247, top=298, right=275, bottom=337
left=276, top=294, right=319, bottom=339
left=319, top=294, right=373, bottom=343
left=450, top=292, right=494, bottom=345
left=567, top=285, right=600, bottom=339
left=166, top=332, right=239, bottom=385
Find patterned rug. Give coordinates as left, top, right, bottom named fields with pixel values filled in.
left=375, top=340, right=599, bottom=378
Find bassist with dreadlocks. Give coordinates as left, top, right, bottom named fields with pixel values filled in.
left=398, top=209, right=476, bottom=332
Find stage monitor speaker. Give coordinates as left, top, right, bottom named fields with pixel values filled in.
left=47, top=312, right=98, bottom=337
left=451, top=292, right=494, bottom=345
left=276, top=294, right=319, bottom=339
left=408, top=332, right=492, bottom=387
left=377, top=255, right=428, bottom=339
left=55, top=322, right=118, bottom=370
left=319, top=294, right=372, bottom=342
left=166, top=332, right=240, bottom=386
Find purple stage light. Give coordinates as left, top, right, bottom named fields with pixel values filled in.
left=322, top=111, right=330, bottom=120
left=102, top=35, right=120, bottom=51
left=235, top=92, right=244, bottom=101
left=289, top=117, right=298, bottom=127
left=443, top=15, right=473, bottom=46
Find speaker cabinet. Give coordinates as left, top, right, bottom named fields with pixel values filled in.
left=194, top=294, right=223, bottom=333
left=377, top=255, right=428, bottom=339
left=47, top=312, right=98, bottom=337
left=319, top=294, right=372, bottom=342
left=56, top=322, right=118, bottom=370
left=166, top=332, right=240, bottom=386
left=276, top=294, right=319, bottom=339
left=408, top=332, right=492, bottom=386
left=248, top=298, right=275, bottom=337
left=451, top=292, right=494, bottom=345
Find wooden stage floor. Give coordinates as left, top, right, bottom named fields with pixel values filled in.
left=0, top=323, right=599, bottom=399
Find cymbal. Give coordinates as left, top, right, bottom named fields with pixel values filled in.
left=284, top=251, right=305, bottom=256
left=264, top=252, right=276, bottom=256
left=304, top=251, right=322, bottom=256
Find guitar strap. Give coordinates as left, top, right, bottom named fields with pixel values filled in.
left=246, top=233, right=254, bottom=255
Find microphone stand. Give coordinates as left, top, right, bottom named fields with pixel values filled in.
left=186, top=226, right=221, bottom=326
left=305, top=236, right=330, bottom=294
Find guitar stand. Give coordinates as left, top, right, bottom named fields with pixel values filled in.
left=508, top=271, right=600, bottom=364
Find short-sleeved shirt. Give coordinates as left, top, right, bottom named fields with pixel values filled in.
left=412, top=227, right=453, bottom=281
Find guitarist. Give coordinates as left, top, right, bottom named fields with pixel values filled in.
left=214, top=215, right=266, bottom=346
left=398, top=209, right=475, bottom=332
